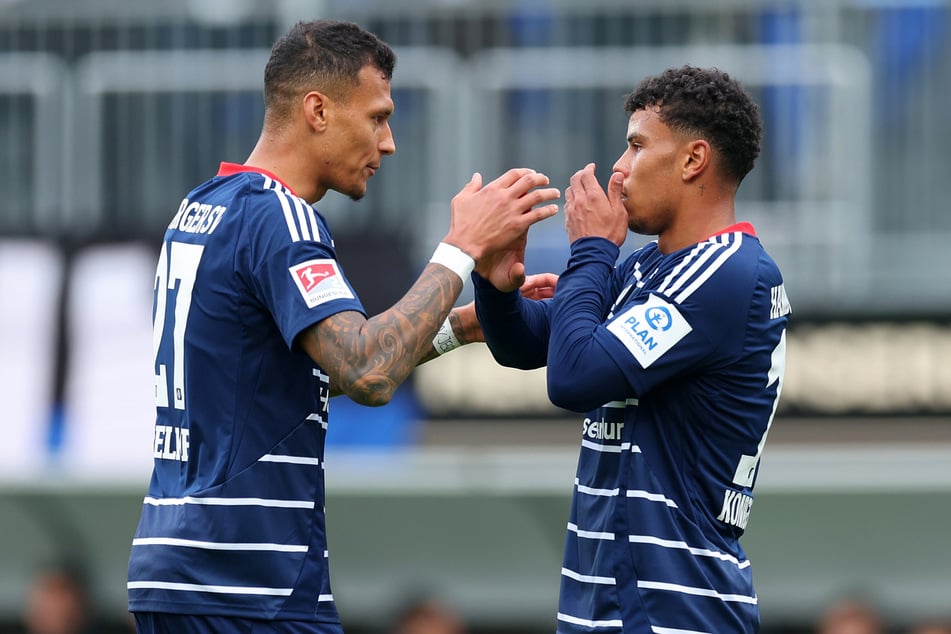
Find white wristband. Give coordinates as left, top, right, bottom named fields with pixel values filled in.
left=430, top=242, right=475, bottom=282
left=433, top=316, right=462, bottom=355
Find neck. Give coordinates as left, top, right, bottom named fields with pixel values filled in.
left=245, top=128, right=326, bottom=204
left=657, top=192, right=737, bottom=254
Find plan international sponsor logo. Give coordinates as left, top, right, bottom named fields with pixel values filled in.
left=607, top=293, right=692, bottom=368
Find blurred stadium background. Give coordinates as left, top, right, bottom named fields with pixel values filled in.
left=1, top=0, right=950, bottom=632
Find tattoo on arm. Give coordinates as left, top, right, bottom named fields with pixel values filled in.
left=299, top=264, right=463, bottom=406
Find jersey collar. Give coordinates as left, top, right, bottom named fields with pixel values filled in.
left=217, top=162, right=298, bottom=196
left=708, top=222, right=756, bottom=239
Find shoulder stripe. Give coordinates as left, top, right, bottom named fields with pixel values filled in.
left=651, top=626, right=713, bottom=634
left=132, top=537, right=308, bottom=553
left=127, top=580, right=292, bottom=597
left=291, top=195, right=312, bottom=241
left=673, top=232, right=743, bottom=303
left=295, top=195, right=321, bottom=243
left=656, top=241, right=710, bottom=296
left=269, top=184, right=301, bottom=242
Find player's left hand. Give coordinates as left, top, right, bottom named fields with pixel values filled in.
left=520, top=273, right=558, bottom=300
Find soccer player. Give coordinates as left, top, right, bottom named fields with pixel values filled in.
left=126, top=19, right=559, bottom=634
left=473, top=67, right=791, bottom=633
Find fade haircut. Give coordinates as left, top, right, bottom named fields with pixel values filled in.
left=263, top=20, right=396, bottom=122
left=625, top=66, right=761, bottom=186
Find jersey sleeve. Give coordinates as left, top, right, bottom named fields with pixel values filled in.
left=473, top=272, right=551, bottom=370
left=545, top=237, right=634, bottom=412
left=243, top=190, right=365, bottom=349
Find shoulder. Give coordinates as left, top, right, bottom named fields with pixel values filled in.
left=656, top=231, right=777, bottom=306
left=228, top=174, right=333, bottom=246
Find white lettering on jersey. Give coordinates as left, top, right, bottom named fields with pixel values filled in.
left=153, top=425, right=190, bottom=462
left=770, top=283, right=792, bottom=319
left=166, top=197, right=227, bottom=235
left=716, top=489, right=753, bottom=530
left=582, top=417, right=625, bottom=441
left=289, top=259, right=354, bottom=308
left=606, top=293, right=692, bottom=368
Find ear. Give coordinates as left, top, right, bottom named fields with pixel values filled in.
left=681, top=139, right=711, bottom=183
left=302, top=91, right=329, bottom=132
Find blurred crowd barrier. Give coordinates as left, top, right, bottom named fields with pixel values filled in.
left=0, top=0, right=950, bottom=316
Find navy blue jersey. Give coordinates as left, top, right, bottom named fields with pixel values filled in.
left=476, top=224, right=790, bottom=634
left=127, top=163, right=365, bottom=628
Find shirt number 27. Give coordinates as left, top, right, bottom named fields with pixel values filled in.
left=152, top=240, right=204, bottom=409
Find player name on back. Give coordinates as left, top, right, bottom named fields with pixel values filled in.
left=167, top=197, right=228, bottom=235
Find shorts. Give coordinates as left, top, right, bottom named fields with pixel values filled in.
left=133, top=612, right=343, bottom=634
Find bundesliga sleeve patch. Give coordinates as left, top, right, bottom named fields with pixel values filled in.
left=606, top=293, right=692, bottom=368
left=289, top=259, right=355, bottom=308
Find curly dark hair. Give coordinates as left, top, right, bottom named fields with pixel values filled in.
left=624, top=66, right=761, bottom=185
left=264, top=20, right=396, bottom=120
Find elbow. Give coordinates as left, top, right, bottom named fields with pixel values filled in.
left=547, top=372, right=599, bottom=413
left=484, top=339, right=547, bottom=371
left=339, top=373, right=398, bottom=407
left=489, top=348, right=543, bottom=371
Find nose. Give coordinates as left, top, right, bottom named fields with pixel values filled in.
left=612, top=149, right=630, bottom=176
left=380, top=123, right=396, bottom=156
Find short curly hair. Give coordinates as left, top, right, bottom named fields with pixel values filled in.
left=624, top=66, right=761, bottom=185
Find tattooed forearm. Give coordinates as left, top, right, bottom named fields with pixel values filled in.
left=299, top=263, right=463, bottom=406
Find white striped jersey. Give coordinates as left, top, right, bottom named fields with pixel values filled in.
left=551, top=225, right=790, bottom=633
left=475, top=224, right=789, bottom=633
left=127, top=163, right=364, bottom=629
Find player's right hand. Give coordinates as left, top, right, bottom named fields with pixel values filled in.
left=443, top=168, right=560, bottom=262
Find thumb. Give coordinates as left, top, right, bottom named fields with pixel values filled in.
left=509, top=261, right=526, bottom=289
